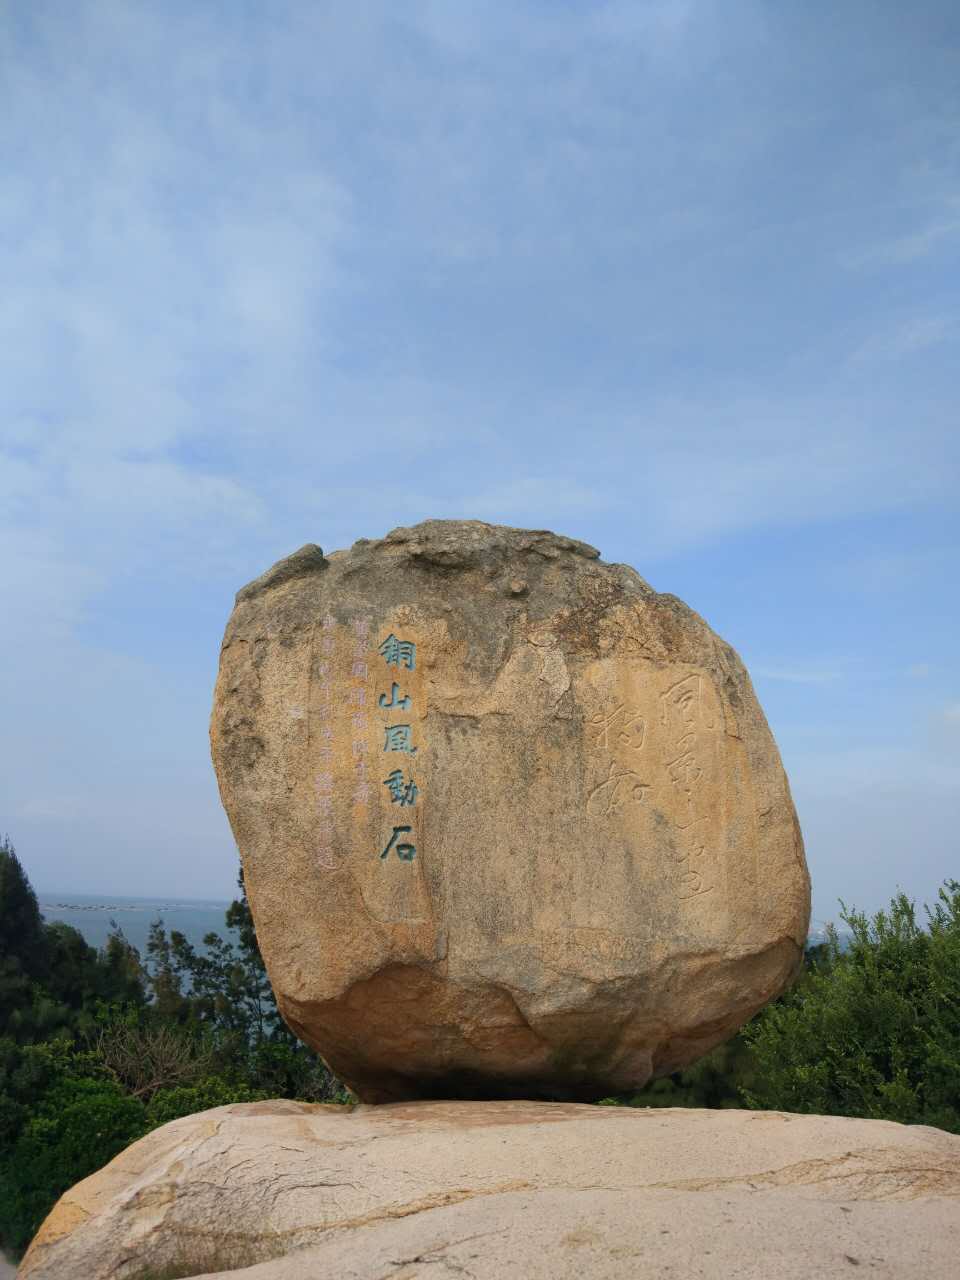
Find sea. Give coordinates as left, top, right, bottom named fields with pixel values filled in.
left=36, top=892, right=233, bottom=958
left=39, top=891, right=843, bottom=960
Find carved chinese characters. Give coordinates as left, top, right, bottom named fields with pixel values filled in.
left=211, top=521, right=810, bottom=1104
left=376, top=632, right=421, bottom=864
left=313, top=615, right=374, bottom=869
left=299, top=613, right=430, bottom=924
left=586, top=700, right=650, bottom=821
left=349, top=619, right=372, bottom=808
left=659, top=675, right=718, bottom=901
left=310, top=615, right=374, bottom=867
left=583, top=664, right=731, bottom=904
left=320, top=618, right=429, bottom=926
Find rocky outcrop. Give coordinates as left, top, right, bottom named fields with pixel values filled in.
left=210, top=520, right=809, bottom=1101
left=21, top=1100, right=960, bottom=1279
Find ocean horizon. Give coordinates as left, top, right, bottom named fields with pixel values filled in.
left=39, top=889, right=846, bottom=960
left=36, top=891, right=234, bottom=957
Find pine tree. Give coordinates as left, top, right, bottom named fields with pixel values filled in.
left=0, top=835, right=48, bottom=981
left=0, top=835, right=51, bottom=1038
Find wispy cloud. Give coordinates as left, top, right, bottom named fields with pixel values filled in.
left=1, top=1, right=957, bottom=898
left=454, top=476, right=610, bottom=523
left=826, top=548, right=957, bottom=596
left=845, top=204, right=960, bottom=268
left=851, top=314, right=956, bottom=363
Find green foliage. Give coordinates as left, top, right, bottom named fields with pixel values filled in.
left=145, top=1076, right=269, bottom=1128
left=142, top=872, right=278, bottom=1048
left=98, top=927, right=148, bottom=1008
left=601, top=888, right=960, bottom=1125
left=246, top=1039, right=353, bottom=1103
left=0, top=835, right=47, bottom=980
left=0, top=845, right=348, bottom=1258
left=601, top=1031, right=757, bottom=1109
left=144, top=919, right=190, bottom=1023
left=151, top=923, right=273, bottom=1044
left=141, top=872, right=347, bottom=1103
left=0, top=834, right=50, bottom=1042
left=0, top=1040, right=147, bottom=1254
left=741, top=883, right=960, bottom=1132
left=0, top=835, right=147, bottom=1046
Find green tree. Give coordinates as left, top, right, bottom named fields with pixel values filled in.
left=0, top=835, right=47, bottom=981
left=144, top=919, right=190, bottom=1023
left=220, top=872, right=348, bottom=1100
left=97, top=926, right=147, bottom=1008
left=0, top=842, right=347, bottom=1260
left=741, top=882, right=960, bottom=1132
left=143, top=873, right=348, bottom=1102
left=0, top=838, right=148, bottom=1044
left=0, top=835, right=50, bottom=1040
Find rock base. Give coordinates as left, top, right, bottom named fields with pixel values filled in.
left=21, top=1100, right=960, bottom=1279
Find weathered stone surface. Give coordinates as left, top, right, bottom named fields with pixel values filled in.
left=210, top=520, right=809, bottom=1101
left=21, top=1101, right=960, bottom=1279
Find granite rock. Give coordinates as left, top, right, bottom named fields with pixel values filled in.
left=210, top=520, right=809, bottom=1101
left=20, top=1100, right=960, bottom=1279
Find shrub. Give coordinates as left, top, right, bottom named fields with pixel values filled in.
left=0, top=1058, right=146, bottom=1255
left=96, top=1022, right=216, bottom=1100
left=0, top=1045, right=270, bottom=1258
left=741, top=882, right=960, bottom=1132
left=144, top=1076, right=269, bottom=1128
left=600, top=1031, right=757, bottom=1109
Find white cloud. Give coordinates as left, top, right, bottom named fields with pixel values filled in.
left=1, top=1, right=957, bottom=899
left=846, top=205, right=960, bottom=268
left=0, top=2, right=353, bottom=625
left=593, top=398, right=956, bottom=556
left=851, top=314, right=956, bottom=363
left=826, top=548, right=956, bottom=596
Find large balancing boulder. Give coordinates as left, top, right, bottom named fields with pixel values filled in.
left=210, top=520, right=809, bottom=1102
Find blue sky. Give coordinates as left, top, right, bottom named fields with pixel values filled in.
left=1, top=1, right=957, bottom=925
